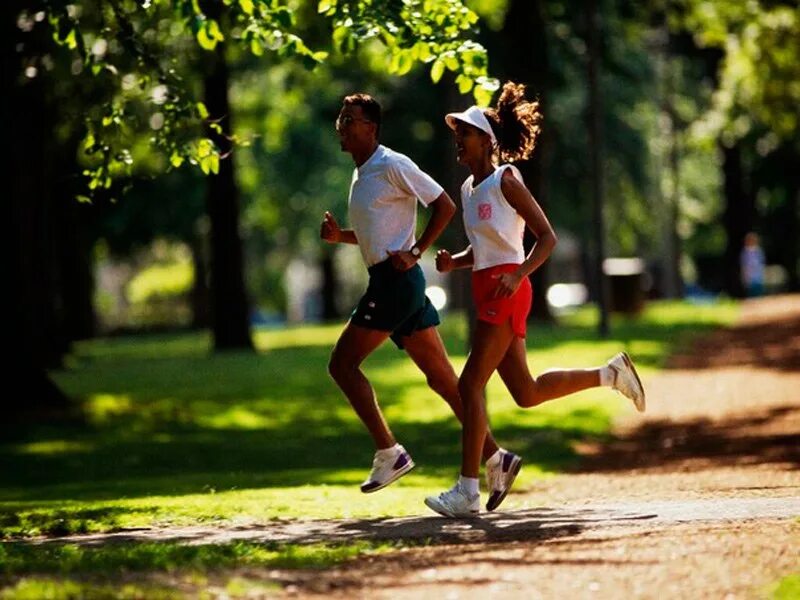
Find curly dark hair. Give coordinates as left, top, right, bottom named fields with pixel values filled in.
left=484, top=82, right=543, bottom=163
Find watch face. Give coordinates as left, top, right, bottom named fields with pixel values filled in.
left=411, top=247, right=421, bottom=257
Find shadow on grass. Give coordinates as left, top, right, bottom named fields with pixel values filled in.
left=0, top=506, right=159, bottom=537
left=574, top=405, right=800, bottom=474
left=0, top=407, right=607, bottom=501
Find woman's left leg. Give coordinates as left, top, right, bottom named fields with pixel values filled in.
left=497, top=336, right=602, bottom=408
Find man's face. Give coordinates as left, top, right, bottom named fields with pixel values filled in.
left=336, top=104, right=375, bottom=153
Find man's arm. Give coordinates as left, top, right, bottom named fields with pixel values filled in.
left=320, top=211, right=358, bottom=245
left=390, top=192, right=456, bottom=270
left=415, top=191, right=456, bottom=253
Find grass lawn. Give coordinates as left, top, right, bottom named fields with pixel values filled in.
left=0, top=300, right=737, bottom=595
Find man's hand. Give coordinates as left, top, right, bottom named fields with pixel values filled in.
left=389, top=250, right=418, bottom=272
left=436, top=249, right=455, bottom=273
left=320, top=211, right=341, bottom=244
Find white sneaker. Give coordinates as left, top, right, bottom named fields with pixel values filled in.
left=608, top=352, right=646, bottom=412
left=485, top=449, right=522, bottom=511
left=424, top=481, right=480, bottom=518
left=360, top=445, right=415, bottom=493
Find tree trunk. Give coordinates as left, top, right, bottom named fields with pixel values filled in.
left=721, top=144, right=755, bottom=298
left=189, top=230, right=211, bottom=329
left=5, top=0, right=71, bottom=418
left=201, top=1, right=253, bottom=351
left=58, top=172, right=97, bottom=342
left=500, top=0, right=553, bottom=322
left=320, top=248, right=339, bottom=321
left=587, top=0, right=610, bottom=337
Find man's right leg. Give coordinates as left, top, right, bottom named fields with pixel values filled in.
left=328, top=321, right=416, bottom=493
left=328, top=321, right=393, bottom=448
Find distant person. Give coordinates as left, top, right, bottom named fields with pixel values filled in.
left=425, top=82, right=646, bottom=518
left=321, top=93, right=518, bottom=503
left=740, top=232, right=765, bottom=297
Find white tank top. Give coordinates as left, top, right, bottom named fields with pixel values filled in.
left=461, top=164, right=525, bottom=270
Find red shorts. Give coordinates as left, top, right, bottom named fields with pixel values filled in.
left=471, top=263, right=533, bottom=338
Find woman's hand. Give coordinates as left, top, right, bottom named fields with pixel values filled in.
left=436, top=249, right=455, bottom=273
left=492, top=271, right=524, bottom=298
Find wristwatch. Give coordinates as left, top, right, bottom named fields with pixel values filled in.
left=410, top=246, right=421, bottom=257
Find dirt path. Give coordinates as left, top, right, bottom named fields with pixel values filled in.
left=35, top=295, right=800, bottom=598
left=276, top=294, right=800, bottom=599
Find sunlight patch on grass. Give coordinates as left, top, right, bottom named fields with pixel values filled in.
left=198, top=407, right=272, bottom=430
left=254, top=323, right=343, bottom=351
left=0, top=539, right=393, bottom=576
left=84, top=394, right=134, bottom=424
left=0, top=578, right=178, bottom=600
left=12, top=441, right=94, bottom=457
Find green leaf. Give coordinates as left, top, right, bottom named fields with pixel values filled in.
left=197, top=26, right=217, bottom=50
left=250, top=37, right=263, bottom=56
left=318, top=0, right=333, bottom=13
left=456, top=74, right=473, bottom=94
left=396, top=51, right=414, bottom=76
left=430, top=58, right=445, bottom=83
left=414, top=41, right=432, bottom=62
left=207, top=19, right=225, bottom=42
left=473, top=85, right=493, bottom=107
left=65, top=28, right=77, bottom=50
left=196, top=102, right=209, bottom=119
left=170, top=151, right=185, bottom=168
left=332, top=26, right=350, bottom=53
left=239, top=0, right=254, bottom=15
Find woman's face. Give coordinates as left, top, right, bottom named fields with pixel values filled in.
left=453, top=121, right=490, bottom=164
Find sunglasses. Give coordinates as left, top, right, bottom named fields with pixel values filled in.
left=335, top=114, right=373, bottom=131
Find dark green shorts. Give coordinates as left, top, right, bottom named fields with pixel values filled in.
left=351, top=259, right=440, bottom=349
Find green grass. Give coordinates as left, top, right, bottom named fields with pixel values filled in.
left=0, top=301, right=737, bottom=536
left=769, top=573, right=800, bottom=600
left=0, top=300, right=737, bottom=589
left=0, top=539, right=392, bottom=574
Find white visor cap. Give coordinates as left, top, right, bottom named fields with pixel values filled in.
left=445, top=105, right=497, bottom=145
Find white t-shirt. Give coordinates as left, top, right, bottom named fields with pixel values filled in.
left=461, top=164, right=526, bottom=270
left=348, top=145, right=444, bottom=268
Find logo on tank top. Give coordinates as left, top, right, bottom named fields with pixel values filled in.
left=478, top=203, right=492, bottom=220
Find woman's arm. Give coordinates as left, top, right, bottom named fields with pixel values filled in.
left=492, top=169, right=558, bottom=297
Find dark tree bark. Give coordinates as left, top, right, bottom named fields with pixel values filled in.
left=587, top=0, right=610, bottom=336
left=189, top=231, right=211, bottom=329
left=320, top=249, right=339, bottom=321
left=500, top=0, right=553, bottom=321
left=201, top=1, right=253, bottom=351
left=721, top=144, right=755, bottom=298
left=5, top=0, right=71, bottom=418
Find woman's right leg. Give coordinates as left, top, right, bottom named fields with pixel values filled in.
left=458, top=319, right=517, bottom=478
left=496, top=336, right=603, bottom=408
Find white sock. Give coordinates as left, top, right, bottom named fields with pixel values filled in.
left=458, top=475, right=479, bottom=496
left=486, top=449, right=503, bottom=468
left=376, top=443, right=401, bottom=458
left=599, top=365, right=615, bottom=387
